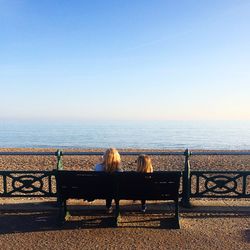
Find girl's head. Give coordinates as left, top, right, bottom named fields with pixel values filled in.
left=136, top=154, right=153, bottom=173
left=102, top=148, right=121, bottom=173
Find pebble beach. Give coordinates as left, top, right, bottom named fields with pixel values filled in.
left=1, top=148, right=250, bottom=171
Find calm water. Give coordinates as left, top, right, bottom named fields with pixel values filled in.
left=0, top=121, right=250, bottom=150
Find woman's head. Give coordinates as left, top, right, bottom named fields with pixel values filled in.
left=102, top=148, right=121, bottom=173
left=136, top=154, right=153, bottom=173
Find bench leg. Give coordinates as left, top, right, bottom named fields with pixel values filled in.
left=58, top=200, right=65, bottom=226
left=64, top=200, right=71, bottom=221
left=114, top=199, right=121, bottom=227
left=174, top=200, right=180, bottom=229
left=58, top=200, right=70, bottom=226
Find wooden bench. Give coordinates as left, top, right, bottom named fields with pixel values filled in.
left=55, top=170, right=182, bottom=228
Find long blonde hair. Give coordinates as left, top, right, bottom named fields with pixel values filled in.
left=102, top=148, right=121, bottom=173
left=136, top=154, right=153, bottom=173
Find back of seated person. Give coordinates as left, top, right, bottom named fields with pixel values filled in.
left=94, top=148, right=122, bottom=212
left=136, top=154, right=153, bottom=213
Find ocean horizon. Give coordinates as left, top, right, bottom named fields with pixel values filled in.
left=0, top=120, right=250, bottom=150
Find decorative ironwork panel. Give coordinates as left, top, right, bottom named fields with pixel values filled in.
left=190, top=171, right=250, bottom=198
left=0, top=171, right=57, bottom=197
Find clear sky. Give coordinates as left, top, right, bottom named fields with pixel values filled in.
left=1, top=0, right=250, bottom=121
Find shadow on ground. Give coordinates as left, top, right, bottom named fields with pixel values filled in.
left=0, top=209, right=180, bottom=234
left=0, top=202, right=249, bottom=234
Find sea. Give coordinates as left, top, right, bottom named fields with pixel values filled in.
left=0, top=120, right=250, bottom=150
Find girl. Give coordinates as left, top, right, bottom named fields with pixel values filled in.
left=94, top=148, right=121, bottom=212
left=136, top=154, right=153, bottom=212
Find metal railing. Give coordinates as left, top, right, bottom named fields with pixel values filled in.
left=181, top=149, right=250, bottom=207
left=0, top=170, right=57, bottom=197
left=0, top=149, right=250, bottom=207
left=190, top=170, right=250, bottom=198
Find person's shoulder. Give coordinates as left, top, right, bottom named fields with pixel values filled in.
left=94, top=163, right=104, bottom=172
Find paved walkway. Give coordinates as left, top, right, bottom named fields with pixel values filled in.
left=0, top=199, right=249, bottom=249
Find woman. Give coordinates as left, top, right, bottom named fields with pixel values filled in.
left=94, top=148, right=121, bottom=212
left=95, top=148, right=121, bottom=173
left=136, top=154, right=153, bottom=212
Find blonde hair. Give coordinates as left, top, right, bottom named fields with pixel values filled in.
left=136, top=154, right=153, bottom=173
left=102, top=148, right=121, bottom=173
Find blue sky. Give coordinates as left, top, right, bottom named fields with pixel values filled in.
left=0, top=0, right=250, bottom=121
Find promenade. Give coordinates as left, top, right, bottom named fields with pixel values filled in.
left=0, top=199, right=249, bottom=250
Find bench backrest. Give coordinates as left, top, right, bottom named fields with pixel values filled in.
left=56, top=171, right=181, bottom=201
left=56, top=171, right=115, bottom=200
left=116, top=171, right=181, bottom=200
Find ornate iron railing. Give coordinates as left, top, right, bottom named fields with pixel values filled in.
left=181, top=149, right=250, bottom=207
left=0, top=150, right=250, bottom=205
left=0, top=171, right=57, bottom=197
left=190, top=171, right=250, bottom=198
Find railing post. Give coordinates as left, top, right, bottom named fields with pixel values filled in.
left=181, top=148, right=192, bottom=208
left=55, top=149, right=63, bottom=206
left=56, top=149, right=63, bottom=170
